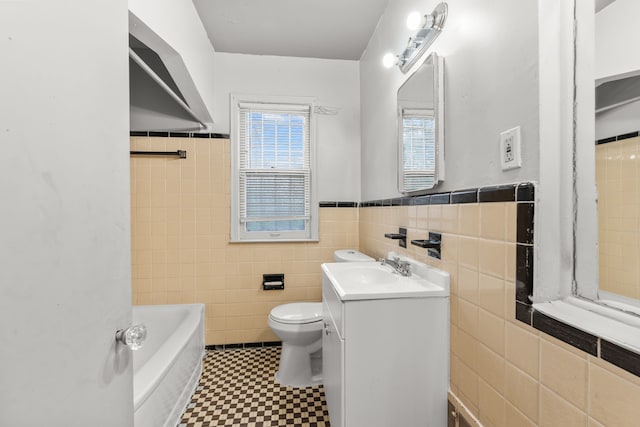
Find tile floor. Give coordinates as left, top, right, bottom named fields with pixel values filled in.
left=179, top=346, right=331, bottom=427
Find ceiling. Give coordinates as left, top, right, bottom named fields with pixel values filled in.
left=192, top=0, right=389, bottom=60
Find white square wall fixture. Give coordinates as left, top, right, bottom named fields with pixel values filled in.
left=500, top=126, right=522, bottom=171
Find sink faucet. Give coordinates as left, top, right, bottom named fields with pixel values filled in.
left=379, top=257, right=412, bottom=277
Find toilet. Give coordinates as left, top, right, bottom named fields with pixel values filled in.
left=268, top=249, right=374, bottom=387
left=333, top=249, right=375, bottom=263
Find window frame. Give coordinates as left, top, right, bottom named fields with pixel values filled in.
left=230, top=94, right=318, bottom=243
left=534, top=0, right=640, bottom=355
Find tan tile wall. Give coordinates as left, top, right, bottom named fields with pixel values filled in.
left=359, top=203, right=640, bottom=426
left=596, top=137, right=640, bottom=299
left=130, top=137, right=359, bottom=345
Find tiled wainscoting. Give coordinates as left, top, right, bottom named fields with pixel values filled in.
left=130, top=135, right=640, bottom=425
left=596, top=134, right=640, bottom=300
left=130, top=136, right=358, bottom=345
left=359, top=185, right=640, bottom=427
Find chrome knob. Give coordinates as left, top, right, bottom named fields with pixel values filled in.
left=115, top=324, right=147, bottom=351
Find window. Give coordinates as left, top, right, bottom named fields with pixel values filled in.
left=230, top=95, right=318, bottom=242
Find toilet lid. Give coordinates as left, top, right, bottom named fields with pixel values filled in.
left=270, top=303, right=323, bottom=324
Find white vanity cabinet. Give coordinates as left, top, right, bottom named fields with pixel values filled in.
left=321, top=299, right=344, bottom=425
left=321, top=260, right=449, bottom=427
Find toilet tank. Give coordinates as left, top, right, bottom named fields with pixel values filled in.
left=333, top=249, right=374, bottom=262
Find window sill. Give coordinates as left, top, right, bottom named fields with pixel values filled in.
left=534, top=297, right=640, bottom=352
left=229, top=238, right=320, bottom=244
left=530, top=297, right=640, bottom=377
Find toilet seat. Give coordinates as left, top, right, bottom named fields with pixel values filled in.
left=269, top=302, right=322, bottom=324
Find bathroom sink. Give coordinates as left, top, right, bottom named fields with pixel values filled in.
left=321, top=255, right=449, bottom=301
left=337, top=265, right=403, bottom=286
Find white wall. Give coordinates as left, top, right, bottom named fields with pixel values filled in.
left=130, top=58, right=204, bottom=131
left=594, top=0, right=640, bottom=140
left=214, top=52, right=362, bottom=202
left=360, top=0, right=540, bottom=200
left=596, top=100, right=640, bottom=140
left=129, top=0, right=216, bottom=127
left=0, top=0, right=132, bottom=425
left=595, top=0, right=640, bottom=83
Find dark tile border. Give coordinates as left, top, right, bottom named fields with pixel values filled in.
left=223, top=343, right=244, bottom=349
left=596, top=136, right=617, bottom=145
left=169, top=132, right=190, bottom=138
left=596, top=130, right=640, bottom=145
left=478, top=184, right=516, bottom=203
left=600, top=340, right=640, bottom=377
left=191, top=132, right=210, bottom=138
left=516, top=203, right=535, bottom=245
left=319, top=201, right=358, bottom=208
left=412, top=195, right=430, bottom=205
left=515, top=244, right=534, bottom=304
left=532, top=311, right=598, bottom=356
left=429, top=193, right=451, bottom=205
left=243, top=342, right=264, bottom=348
left=130, top=131, right=230, bottom=139
left=617, top=131, right=639, bottom=141
left=515, top=301, right=533, bottom=324
left=148, top=131, right=169, bottom=138
left=336, top=201, right=358, bottom=208
left=205, top=341, right=282, bottom=351
left=359, top=183, right=530, bottom=208
left=450, top=189, right=478, bottom=204
left=517, top=182, right=535, bottom=201
left=360, top=199, right=396, bottom=207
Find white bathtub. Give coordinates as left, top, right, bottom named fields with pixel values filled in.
left=133, top=304, right=205, bottom=427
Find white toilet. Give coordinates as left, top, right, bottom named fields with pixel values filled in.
left=268, top=249, right=374, bottom=387
left=268, top=302, right=324, bottom=387
left=333, top=249, right=375, bottom=263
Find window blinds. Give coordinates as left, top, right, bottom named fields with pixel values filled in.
left=238, top=103, right=311, bottom=233
left=402, top=109, right=436, bottom=190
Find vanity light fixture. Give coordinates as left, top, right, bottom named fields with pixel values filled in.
left=382, top=52, right=397, bottom=68
left=406, top=11, right=424, bottom=31
left=384, top=2, right=448, bottom=73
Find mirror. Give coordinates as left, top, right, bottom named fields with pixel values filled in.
left=397, top=53, right=444, bottom=194
left=593, top=0, right=640, bottom=306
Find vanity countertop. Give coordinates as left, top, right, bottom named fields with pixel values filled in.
left=321, top=260, right=449, bottom=301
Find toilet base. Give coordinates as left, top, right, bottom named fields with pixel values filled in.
left=274, top=347, right=323, bottom=388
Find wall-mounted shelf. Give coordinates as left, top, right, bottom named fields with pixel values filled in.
left=385, top=227, right=407, bottom=248
left=411, top=232, right=441, bottom=259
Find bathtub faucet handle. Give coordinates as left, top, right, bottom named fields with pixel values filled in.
left=115, top=324, right=147, bottom=351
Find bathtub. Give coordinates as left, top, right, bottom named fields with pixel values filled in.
left=133, top=304, right=205, bottom=427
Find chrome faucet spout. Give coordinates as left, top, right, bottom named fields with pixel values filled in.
left=379, top=257, right=412, bottom=277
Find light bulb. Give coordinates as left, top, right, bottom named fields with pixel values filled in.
left=406, top=11, right=423, bottom=30
left=382, top=53, right=396, bottom=68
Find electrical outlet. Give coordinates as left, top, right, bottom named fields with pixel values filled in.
left=500, top=126, right=521, bottom=171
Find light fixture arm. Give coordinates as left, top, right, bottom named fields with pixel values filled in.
left=423, top=14, right=436, bottom=30
left=397, top=2, right=448, bottom=73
